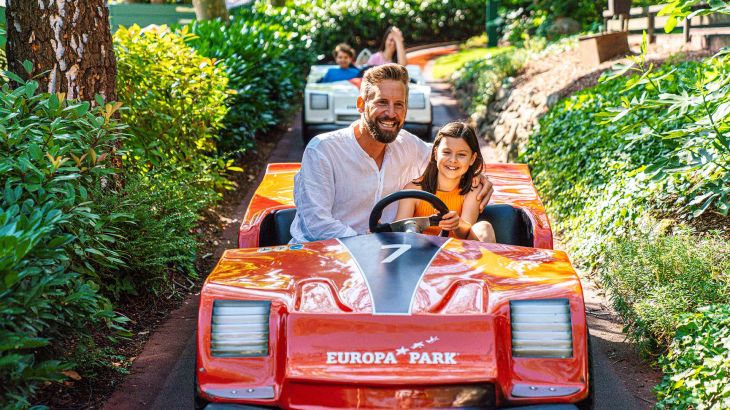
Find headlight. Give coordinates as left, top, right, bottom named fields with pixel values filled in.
left=510, top=299, right=573, bottom=358
left=309, top=93, right=329, bottom=110
left=408, top=93, right=426, bottom=109
left=211, top=300, right=270, bottom=357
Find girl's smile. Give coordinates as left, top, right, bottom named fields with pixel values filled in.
left=435, top=136, right=476, bottom=187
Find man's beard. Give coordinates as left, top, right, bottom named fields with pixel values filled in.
left=363, top=115, right=401, bottom=143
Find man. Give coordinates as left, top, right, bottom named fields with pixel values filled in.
left=290, top=64, right=492, bottom=243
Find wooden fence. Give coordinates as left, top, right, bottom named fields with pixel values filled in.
left=604, top=4, right=730, bottom=44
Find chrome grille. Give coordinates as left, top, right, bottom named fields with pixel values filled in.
left=211, top=300, right=270, bottom=357
left=510, top=299, right=573, bottom=358
left=333, top=95, right=357, bottom=111
left=336, top=114, right=360, bottom=123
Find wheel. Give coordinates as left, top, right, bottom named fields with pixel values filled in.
left=368, top=190, right=450, bottom=237
left=576, top=333, right=595, bottom=410
left=194, top=376, right=209, bottom=410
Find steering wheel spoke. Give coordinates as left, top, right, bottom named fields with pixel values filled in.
left=389, top=216, right=432, bottom=233
left=369, top=190, right=450, bottom=237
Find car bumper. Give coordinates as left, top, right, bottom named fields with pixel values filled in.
left=203, top=404, right=579, bottom=410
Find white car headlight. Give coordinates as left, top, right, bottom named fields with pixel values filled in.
left=211, top=300, right=270, bottom=357
left=408, top=93, right=426, bottom=109
left=510, top=299, right=573, bottom=358
left=309, top=93, right=329, bottom=110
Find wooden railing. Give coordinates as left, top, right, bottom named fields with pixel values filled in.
left=603, top=3, right=730, bottom=43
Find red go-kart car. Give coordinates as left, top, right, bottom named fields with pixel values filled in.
left=195, top=162, right=593, bottom=409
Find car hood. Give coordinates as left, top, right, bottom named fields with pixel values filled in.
left=206, top=232, right=581, bottom=315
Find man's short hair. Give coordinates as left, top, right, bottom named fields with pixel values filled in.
left=333, top=43, right=356, bottom=60
left=361, top=63, right=409, bottom=102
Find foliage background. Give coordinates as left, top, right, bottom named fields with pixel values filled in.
left=246, top=0, right=487, bottom=61
left=186, top=12, right=315, bottom=151
left=0, top=79, right=128, bottom=408
left=1, top=7, right=312, bottom=407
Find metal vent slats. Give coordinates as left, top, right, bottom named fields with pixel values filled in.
left=211, top=300, right=270, bottom=357
left=510, top=299, right=573, bottom=358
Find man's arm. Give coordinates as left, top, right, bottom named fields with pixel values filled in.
left=292, top=144, right=358, bottom=242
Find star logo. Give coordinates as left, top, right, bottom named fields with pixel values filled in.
left=395, top=346, right=409, bottom=356
left=411, top=341, right=425, bottom=349
left=426, top=336, right=439, bottom=344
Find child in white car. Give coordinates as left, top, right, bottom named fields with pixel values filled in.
left=318, top=43, right=360, bottom=83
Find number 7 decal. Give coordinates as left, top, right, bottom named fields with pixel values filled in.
left=381, top=244, right=411, bottom=263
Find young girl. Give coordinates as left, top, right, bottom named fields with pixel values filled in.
left=395, top=122, right=496, bottom=242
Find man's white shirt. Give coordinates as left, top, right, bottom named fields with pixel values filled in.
left=290, top=125, right=430, bottom=243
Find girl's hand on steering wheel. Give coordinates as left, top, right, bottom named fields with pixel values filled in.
left=437, top=211, right=459, bottom=231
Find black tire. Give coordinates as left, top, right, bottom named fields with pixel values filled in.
left=194, top=376, right=209, bottom=410
left=576, top=333, right=595, bottom=410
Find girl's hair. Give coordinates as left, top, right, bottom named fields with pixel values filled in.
left=415, top=121, right=484, bottom=195
left=377, top=26, right=401, bottom=64
left=333, top=43, right=356, bottom=60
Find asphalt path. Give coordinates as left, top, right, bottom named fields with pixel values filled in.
left=103, top=74, right=653, bottom=410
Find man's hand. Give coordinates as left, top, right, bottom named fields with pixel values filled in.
left=437, top=211, right=460, bottom=231
left=471, top=173, right=493, bottom=212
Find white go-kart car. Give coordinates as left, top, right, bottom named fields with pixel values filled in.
left=302, top=63, right=433, bottom=145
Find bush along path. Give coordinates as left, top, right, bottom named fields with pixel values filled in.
left=1, top=9, right=314, bottom=409
left=446, top=19, right=728, bottom=408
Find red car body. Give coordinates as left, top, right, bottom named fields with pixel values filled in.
left=196, top=163, right=591, bottom=409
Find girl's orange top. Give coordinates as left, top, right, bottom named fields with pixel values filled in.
left=412, top=187, right=465, bottom=236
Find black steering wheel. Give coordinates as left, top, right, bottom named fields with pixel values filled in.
left=369, top=190, right=450, bottom=237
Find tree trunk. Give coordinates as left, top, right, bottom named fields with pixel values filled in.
left=192, top=0, right=229, bottom=21
left=5, top=0, right=117, bottom=103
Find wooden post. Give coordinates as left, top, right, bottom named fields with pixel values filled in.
left=683, top=17, right=691, bottom=43
left=578, top=32, right=631, bottom=67
left=648, top=12, right=656, bottom=43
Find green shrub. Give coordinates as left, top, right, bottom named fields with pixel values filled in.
left=248, top=0, right=487, bottom=60
left=601, top=229, right=730, bottom=355
left=499, top=0, right=602, bottom=45
left=114, top=24, right=230, bottom=187
left=91, top=168, right=218, bottom=298
left=602, top=45, right=730, bottom=217
left=187, top=14, right=315, bottom=150
left=655, top=305, right=730, bottom=409
left=0, top=78, right=127, bottom=408
left=451, top=48, right=526, bottom=121
left=520, top=60, right=724, bottom=265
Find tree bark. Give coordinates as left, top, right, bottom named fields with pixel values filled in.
left=192, top=0, right=229, bottom=21
left=5, top=0, right=117, bottom=103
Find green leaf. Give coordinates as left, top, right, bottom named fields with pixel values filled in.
left=22, top=60, right=33, bottom=74
left=665, top=16, right=678, bottom=33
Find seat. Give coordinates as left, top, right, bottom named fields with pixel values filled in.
left=477, top=204, right=534, bottom=247
left=258, top=208, right=297, bottom=247
left=258, top=205, right=534, bottom=247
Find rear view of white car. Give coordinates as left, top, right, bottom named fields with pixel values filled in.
left=303, top=64, right=433, bottom=145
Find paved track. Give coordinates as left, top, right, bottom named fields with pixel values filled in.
left=103, top=74, right=652, bottom=410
